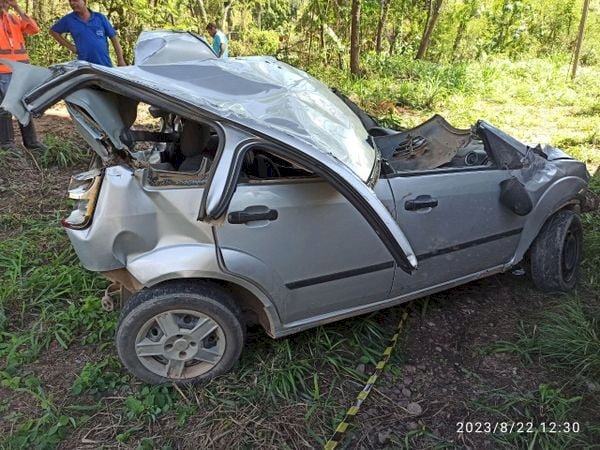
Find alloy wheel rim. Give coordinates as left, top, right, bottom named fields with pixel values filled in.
left=135, top=309, right=226, bottom=379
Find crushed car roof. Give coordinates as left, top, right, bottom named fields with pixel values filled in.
left=133, top=30, right=217, bottom=65
left=111, top=57, right=376, bottom=180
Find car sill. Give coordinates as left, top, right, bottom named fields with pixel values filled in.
left=275, top=264, right=508, bottom=338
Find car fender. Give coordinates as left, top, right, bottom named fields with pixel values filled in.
left=508, top=176, right=587, bottom=266
left=126, top=243, right=283, bottom=334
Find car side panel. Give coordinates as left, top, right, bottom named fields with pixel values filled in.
left=66, top=165, right=212, bottom=271
left=386, top=169, right=527, bottom=295
left=215, top=179, right=396, bottom=324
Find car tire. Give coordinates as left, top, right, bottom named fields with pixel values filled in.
left=116, top=281, right=244, bottom=385
left=530, top=209, right=583, bottom=292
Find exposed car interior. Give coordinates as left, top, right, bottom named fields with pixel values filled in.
left=240, top=149, right=315, bottom=182
left=333, top=90, right=515, bottom=174
left=119, top=106, right=219, bottom=176
left=118, top=104, right=314, bottom=183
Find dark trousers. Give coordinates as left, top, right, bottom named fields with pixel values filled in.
left=0, top=72, right=41, bottom=148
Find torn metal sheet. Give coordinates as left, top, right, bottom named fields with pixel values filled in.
left=374, top=115, right=472, bottom=171
left=0, top=60, right=53, bottom=126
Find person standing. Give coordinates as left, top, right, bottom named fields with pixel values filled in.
left=49, top=0, right=125, bottom=67
left=206, top=22, right=228, bottom=58
left=0, top=0, right=44, bottom=151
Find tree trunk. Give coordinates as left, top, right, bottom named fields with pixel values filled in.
left=416, top=0, right=443, bottom=60
left=571, top=0, right=591, bottom=79
left=320, top=25, right=327, bottom=63
left=222, top=1, right=234, bottom=32
left=193, top=0, right=208, bottom=24
left=257, top=4, right=262, bottom=31
left=376, top=0, right=391, bottom=54
left=451, top=0, right=476, bottom=61
left=33, top=0, right=46, bottom=22
left=350, top=0, right=361, bottom=75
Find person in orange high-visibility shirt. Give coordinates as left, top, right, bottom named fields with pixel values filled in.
left=0, top=0, right=45, bottom=151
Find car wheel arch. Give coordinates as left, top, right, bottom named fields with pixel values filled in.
left=508, top=176, right=588, bottom=267
left=141, top=276, right=281, bottom=338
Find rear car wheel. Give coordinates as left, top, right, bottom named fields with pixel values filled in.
left=116, top=282, right=244, bottom=384
left=530, top=209, right=583, bottom=292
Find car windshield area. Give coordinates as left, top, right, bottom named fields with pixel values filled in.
left=372, top=115, right=533, bottom=174
left=333, top=90, right=529, bottom=175
left=373, top=115, right=488, bottom=173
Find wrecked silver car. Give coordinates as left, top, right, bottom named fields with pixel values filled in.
left=3, top=31, right=596, bottom=384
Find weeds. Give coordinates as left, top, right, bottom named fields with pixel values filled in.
left=37, top=134, right=87, bottom=169
left=124, top=386, right=175, bottom=423
left=492, top=297, right=600, bottom=384
left=0, top=374, right=82, bottom=449
left=474, top=384, right=598, bottom=448
left=71, top=358, right=129, bottom=395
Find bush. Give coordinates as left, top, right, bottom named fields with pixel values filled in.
left=229, top=29, right=281, bottom=57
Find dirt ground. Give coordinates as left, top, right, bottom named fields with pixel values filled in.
left=0, top=105, right=84, bottom=216
left=1, top=109, right=598, bottom=449
left=350, top=277, right=563, bottom=449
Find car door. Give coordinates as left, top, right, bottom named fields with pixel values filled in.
left=386, top=168, right=528, bottom=296
left=214, top=146, right=398, bottom=326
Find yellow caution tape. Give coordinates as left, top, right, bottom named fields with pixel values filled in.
left=323, top=310, right=409, bottom=450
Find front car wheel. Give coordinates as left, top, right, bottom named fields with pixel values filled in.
left=530, top=209, right=583, bottom=292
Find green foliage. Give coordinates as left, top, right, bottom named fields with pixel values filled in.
left=124, top=386, right=175, bottom=423
left=474, top=383, right=597, bottom=448
left=25, top=20, right=73, bottom=67
left=21, top=0, right=600, bottom=70
left=72, top=358, right=128, bottom=395
left=0, top=374, right=81, bottom=449
left=230, top=29, right=281, bottom=56
left=38, top=134, right=88, bottom=169
left=492, top=297, right=600, bottom=382
left=0, top=215, right=107, bottom=372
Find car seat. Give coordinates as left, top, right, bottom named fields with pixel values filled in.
left=178, top=120, right=211, bottom=172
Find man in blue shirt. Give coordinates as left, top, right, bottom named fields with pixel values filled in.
left=206, top=23, right=228, bottom=58
left=49, top=0, right=125, bottom=67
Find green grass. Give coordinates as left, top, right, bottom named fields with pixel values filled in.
left=37, top=134, right=88, bottom=169
left=473, top=383, right=598, bottom=449
left=490, top=296, right=600, bottom=387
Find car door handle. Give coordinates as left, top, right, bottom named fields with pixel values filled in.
left=405, top=195, right=438, bottom=211
left=228, top=208, right=278, bottom=224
